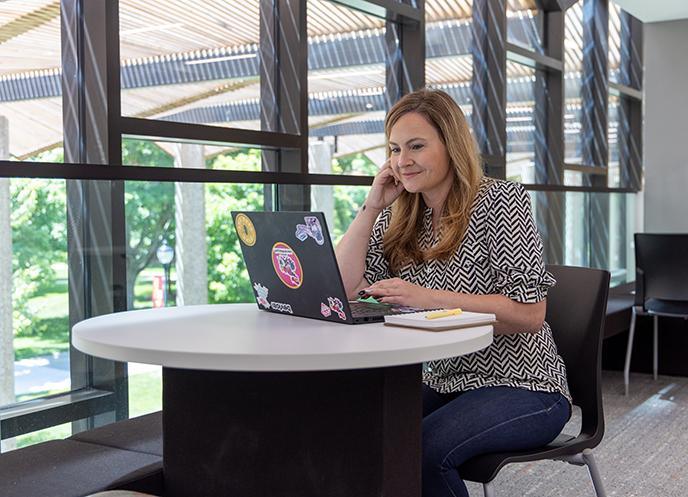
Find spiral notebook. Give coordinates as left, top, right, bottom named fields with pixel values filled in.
left=384, top=310, right=496, bottom=331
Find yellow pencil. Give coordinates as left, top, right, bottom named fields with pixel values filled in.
left=425, top=308, right=463, bottom=320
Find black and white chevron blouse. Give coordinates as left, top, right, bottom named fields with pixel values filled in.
left=365, top=177, right=571, bottom=403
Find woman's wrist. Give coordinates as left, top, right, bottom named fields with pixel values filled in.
left=359, top=202, right=383, bottom=218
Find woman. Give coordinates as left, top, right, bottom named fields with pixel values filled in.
left=335, top=89, right=571, bottom=497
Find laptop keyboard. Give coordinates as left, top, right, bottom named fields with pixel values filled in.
left=349, top=301, right=394, bottom=317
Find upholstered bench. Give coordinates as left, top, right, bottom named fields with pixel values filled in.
left=0, top=439, right=161, bottom=497
left=69, top=411, right=162, bottom=457
left=0, top=412, right=163, bottom=497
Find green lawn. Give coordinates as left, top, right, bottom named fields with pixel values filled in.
left=11, top=266, right=164, bottom=449
left=14, top=370, right=162, bottom=448
left=14, top=268, right=174, bottom=361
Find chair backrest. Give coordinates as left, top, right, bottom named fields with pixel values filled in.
left=635, top=233, right=688, bottom=305
left=545, top=265, right=610, bottom=441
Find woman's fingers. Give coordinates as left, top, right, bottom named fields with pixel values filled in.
left=378, top=296, right=401, bottom=304
left=386, top=158, right=401, bottom=184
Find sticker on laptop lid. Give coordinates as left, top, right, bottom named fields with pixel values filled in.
left=295, top=216, right=325, bottom=246
left=270, top=301, right=293, bottom=314
left=320, top=302, right=332, bottom=317
left=327, top=296, right=346, bottom=320
left=271, top=242, right=303, bottom=289
left=253, top=282, right=271, bottom=309
left=235, top=213, right=256, bottom=247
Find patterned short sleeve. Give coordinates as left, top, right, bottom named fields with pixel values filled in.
left=486, top=182, right=555, bottom=303
left=364, top=208, right=392, bottom=284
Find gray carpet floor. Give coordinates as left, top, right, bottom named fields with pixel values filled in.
left=464, top=371, right=688, bottom=496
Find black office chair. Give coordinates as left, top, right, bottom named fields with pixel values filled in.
left=624, top=233, right=688, bottom=395
left=458, top=265, right=611, bottom=497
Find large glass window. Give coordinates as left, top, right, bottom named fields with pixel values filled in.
left=506, top=61, right=541, bottom=183
left=506, top=0, right=543, bottom=54
left=119, top=0, right=262, bottom=131
left=0, top=0, right=644, bottom=452
left=0, top=1, right=63, bottom=161
left=124, top=174, right=264, bottom=418
left=608, top=95, right=620, bottom=187
left=564, top=2, right=584, bottom=167
left=425, top=0, right=473, bottom=118
left=307, top=0, right=387, bottom=175
left=311, top=183, right=371, bottom=245
left=2, top=178, right=68, bottom=450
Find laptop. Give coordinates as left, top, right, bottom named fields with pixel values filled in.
left=232, top=211, right=423, bottom=324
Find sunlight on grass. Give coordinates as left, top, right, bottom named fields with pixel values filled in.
left=129, top=366, right=162, bottom=418
left=14, top=422, right=72, bottom=449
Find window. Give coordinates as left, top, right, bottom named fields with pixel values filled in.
left=307, top=0, right=388, bottom=175
left=564, top=2, right=585, bottom=167
left=119, top=1, right=262, bottom=132
left=425, top=0, right=473, bottom=117
left=506, top=0, right=543, bottom=54
left=0, top=0, right=644, bottom=451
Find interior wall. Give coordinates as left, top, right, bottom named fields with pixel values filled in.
left=643, top=19, right=688, bottom=232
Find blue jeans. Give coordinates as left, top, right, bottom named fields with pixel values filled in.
left=422, top=385, right=570, bottom=497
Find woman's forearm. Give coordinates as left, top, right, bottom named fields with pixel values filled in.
left=432, top=290, right=546, bottom=335
left=334, top=206, right=382, bottom=298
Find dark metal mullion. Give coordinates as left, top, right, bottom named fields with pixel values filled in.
left=580, top=0, right=609, bottom=174
left=625, top=13, right=643, bottom=190
left=578, top=0, right=609, bottom=270
left=260, top=0, right=280, bottom=210
left=471, top=0, right=507, bottom=179
left=534, top=6, right=566, bottom=263
left=0, top=389, right=116, bottom=440
left=61, top=0, right=128, bottom=435
left=628, top=13, right=643, bottom=91
left=0, top=159, right=636, bottom=193
left=275, top=0, right=309, bottom=210
left=505, top=42, right=563, bottom=71
left=0, top=160, right=378, bottom=185
left=106, top=0, right=128, bottom=423
left=122, top=117, right=303, bottom=150
left=384, top=0, right=424, bottom=107
left=609, top=81, right=642, bottom=101
left=330, top=0, right=422, bottom=22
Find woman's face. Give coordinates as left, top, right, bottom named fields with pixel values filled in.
left=388, top=112, right=452, bottom=198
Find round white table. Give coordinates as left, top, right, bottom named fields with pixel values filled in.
left=73, top=304, right=493, bottom=497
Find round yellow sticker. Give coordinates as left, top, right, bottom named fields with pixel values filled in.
left=235, top=214, right=256, bottom=246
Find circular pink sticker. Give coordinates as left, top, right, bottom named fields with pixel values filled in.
left=271, top=242, right=303, bottom=289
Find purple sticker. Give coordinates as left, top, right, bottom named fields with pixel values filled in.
left=295, top=216, right=325, bottom=246
left=327, top=297, right=346, bottom=320
left=320, top=303, right=332, bottom=317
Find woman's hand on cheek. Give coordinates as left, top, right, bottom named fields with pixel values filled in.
left=366, top=159, right=406, bottom=211
left=363, top=278, right=434, bottom=308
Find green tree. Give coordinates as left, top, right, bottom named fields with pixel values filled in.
left=331, top=153, right=375, bottom=240
left=206, top=149, right=263, bottom=303
left=122, top=139, right=175, bottom=308
left=11, top=178, right=67, bottom=335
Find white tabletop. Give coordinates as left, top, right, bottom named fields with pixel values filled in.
left=72, top=303, right=493, bottom=372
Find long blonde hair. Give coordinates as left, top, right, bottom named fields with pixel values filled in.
left=382, top=89, right=483, bottom=273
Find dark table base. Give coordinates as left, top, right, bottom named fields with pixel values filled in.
left=162, top=365, right=422, bottom=497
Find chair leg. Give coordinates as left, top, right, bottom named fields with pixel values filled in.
left=624, top=307, right=637, bottom=395
left=582, top=449, right=607, bottom=497
left=483, top=481, right=496, bottom=497
left=653, top=315, right=659, bottom=381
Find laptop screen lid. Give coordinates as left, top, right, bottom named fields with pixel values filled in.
left=232, top=211, right=358, bottom=324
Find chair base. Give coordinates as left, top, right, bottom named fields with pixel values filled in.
left=481, top=449, right=606, bottom=497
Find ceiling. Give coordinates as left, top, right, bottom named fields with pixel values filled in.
left=612, top=0, right=688, bottom=23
